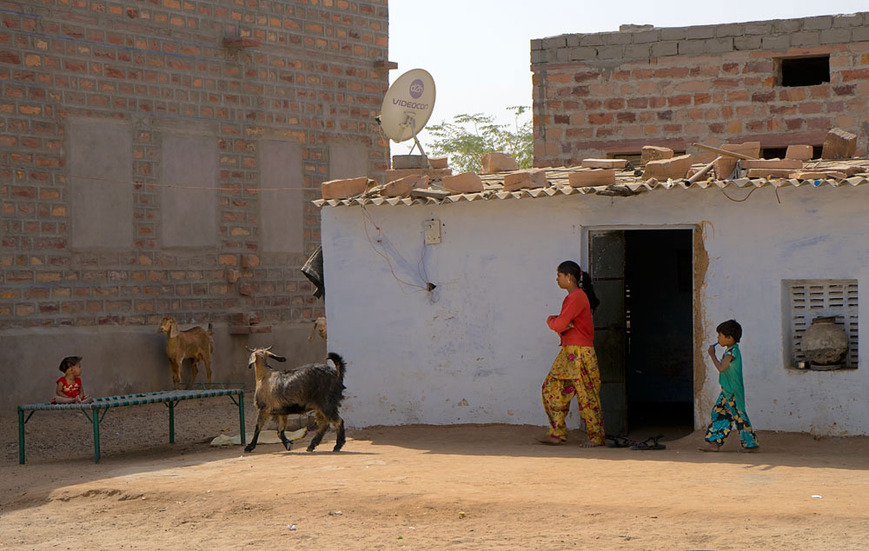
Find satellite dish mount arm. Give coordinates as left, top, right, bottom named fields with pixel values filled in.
left=401, top=113, right=427, bottom=157
left=411, top=134, right=427, bottom=157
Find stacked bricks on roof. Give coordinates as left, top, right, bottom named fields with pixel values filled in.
left=442, top=172, right=484, bottom=194
left=822, top=128, right=858, bottom=159
left=531, top=12, right=869, bottom=168
left=642, top=154, right=694, bottom=180
left=712, top=142, right=761, bottom=179
left=480, top=153, right=520, bottom=174
left=641, top=146, right=675, bottom=164
left=0, top=1, right=388, bottom=329
left=786, top=144, right=815, bottom=160
left=428, top=157, right=450, bottom=169
left=503, top=170, right=548, bottom=192
left=742, top=158, right=804, bottom=179
left=568, top=169, right=617, bottom=187
left=581, top=158, right=628, bottom=169
left=382, top=174, right=429, bottom=198
left=384, top=168, right=453, bottom=182
left=321, top=178, right=370, bottom=200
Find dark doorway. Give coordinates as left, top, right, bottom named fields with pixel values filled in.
left=590, top=229, right=694, bottom=440
left=624, top=230, right=693, bottom=436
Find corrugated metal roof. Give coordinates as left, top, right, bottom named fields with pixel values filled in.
left=313, top=159, right=869, bottom=208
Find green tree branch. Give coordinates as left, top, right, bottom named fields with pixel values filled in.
left=427, top=108, right=532, bottom=173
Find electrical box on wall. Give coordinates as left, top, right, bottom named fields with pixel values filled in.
left=423, top=219, right=441, bottom=245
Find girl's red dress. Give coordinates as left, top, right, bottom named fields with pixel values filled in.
left=52, top=376, right=83, bottom=403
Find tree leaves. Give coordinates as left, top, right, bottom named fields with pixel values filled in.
left=427, top=107, right=532, bottom=173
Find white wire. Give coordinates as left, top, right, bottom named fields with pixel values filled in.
left=360, top=205, right=430, bottom=294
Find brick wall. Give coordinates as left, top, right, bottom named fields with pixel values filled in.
left=531, top=12, right=869, bottom=166
left=0, top=0, right=389, bottom=330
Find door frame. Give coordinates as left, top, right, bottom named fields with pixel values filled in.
left=583, top=224, right=702, bottom=431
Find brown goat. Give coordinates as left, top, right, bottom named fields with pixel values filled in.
left=307, top=316, right=327, bottom=343
left=244, top=347, right=346, bottom=453
left=157, top=316, right=213, bottom=389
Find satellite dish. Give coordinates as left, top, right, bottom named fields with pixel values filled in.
left=378, top=68, right=436, bottom=157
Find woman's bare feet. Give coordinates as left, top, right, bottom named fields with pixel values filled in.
left=580, top=441, right=603, bottom=448
left=535, top=435, right=565, bottom=446
left=698, top=443, right=721, bottom=452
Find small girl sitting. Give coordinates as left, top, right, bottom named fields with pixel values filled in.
left=51, top=355, right=93, bottom=404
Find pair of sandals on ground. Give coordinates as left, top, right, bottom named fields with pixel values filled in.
left=535, top=433, right=666, bottom=450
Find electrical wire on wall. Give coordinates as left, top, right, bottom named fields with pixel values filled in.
left=718, top=182, right=781, bottom=204
left=360, top=205, right=439, bottom=303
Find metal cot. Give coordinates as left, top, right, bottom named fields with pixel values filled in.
left=18, top=387, right=245, bottom=463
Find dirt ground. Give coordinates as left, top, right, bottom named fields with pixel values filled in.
left=2, top=396, right=868, bottom=550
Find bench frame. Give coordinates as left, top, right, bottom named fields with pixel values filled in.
left=18, top=387, right=245, bottom=463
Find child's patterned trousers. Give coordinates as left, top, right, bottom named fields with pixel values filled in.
left=704, top=392, right=759, bottom=449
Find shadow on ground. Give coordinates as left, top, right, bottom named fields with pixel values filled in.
left=349, top=423, right=869, bottom=471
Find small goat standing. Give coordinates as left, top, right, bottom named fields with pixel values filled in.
left=157, top=316, right=213, bottom=389
left=245, top=347, right=346, bottom=453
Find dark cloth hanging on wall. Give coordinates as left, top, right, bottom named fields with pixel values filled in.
left=301, top=245, right=325, bottom=298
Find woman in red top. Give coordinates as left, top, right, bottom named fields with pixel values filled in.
left=537, top=260, right=604, bottom=447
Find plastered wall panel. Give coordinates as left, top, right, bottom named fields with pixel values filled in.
left=68, top=118, right=133, bottom=249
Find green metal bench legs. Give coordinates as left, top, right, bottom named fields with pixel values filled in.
left=18, top=388, right=245, bottom=464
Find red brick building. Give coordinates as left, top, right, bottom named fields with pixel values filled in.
left=531, top=12, right=869, bottom=165
left=0, top=0, right=389, bottom=405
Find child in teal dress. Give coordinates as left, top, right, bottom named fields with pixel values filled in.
left=699, top=320, right=759, bottom=452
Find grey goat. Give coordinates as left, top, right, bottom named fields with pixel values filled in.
left=244, top=347, right=347, bottom=453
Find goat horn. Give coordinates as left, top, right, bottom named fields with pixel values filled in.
left=265, top=346, right=272, bottom=351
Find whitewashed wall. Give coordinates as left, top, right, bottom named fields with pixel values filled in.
left=321, top=184, right=869, bottom=435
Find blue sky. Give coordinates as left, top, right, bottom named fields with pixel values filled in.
left=387, top=0, right=868, bottom=150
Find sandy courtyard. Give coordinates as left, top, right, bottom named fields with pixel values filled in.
left=2, top=396, right=869, bottom=550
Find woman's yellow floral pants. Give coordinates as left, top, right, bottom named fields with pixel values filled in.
left=541, top=346, right=605, bottom=445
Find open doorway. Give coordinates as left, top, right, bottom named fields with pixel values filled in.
left=590, top=229, right=694, bottom=440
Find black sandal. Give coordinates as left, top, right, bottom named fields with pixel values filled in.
left=630, top=434, right=667, bottom=450
left=605, top=434, right=633, bottom=448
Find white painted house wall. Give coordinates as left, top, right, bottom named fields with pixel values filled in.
left=321, top=184, right=869, bottom=435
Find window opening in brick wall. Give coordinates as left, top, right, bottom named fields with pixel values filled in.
left=779, top=56, right=830, bottom=87
left=762, top=146, right=822, bottom=160
left=785, top=279, right=858, bottom=369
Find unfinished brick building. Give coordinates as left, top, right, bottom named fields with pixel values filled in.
left=0, top=1, right=388, bottom=406
left=531, top=12, right=869, bottom=165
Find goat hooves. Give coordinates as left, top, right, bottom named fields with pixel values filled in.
left=243, top=445, right=255, bottom=453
